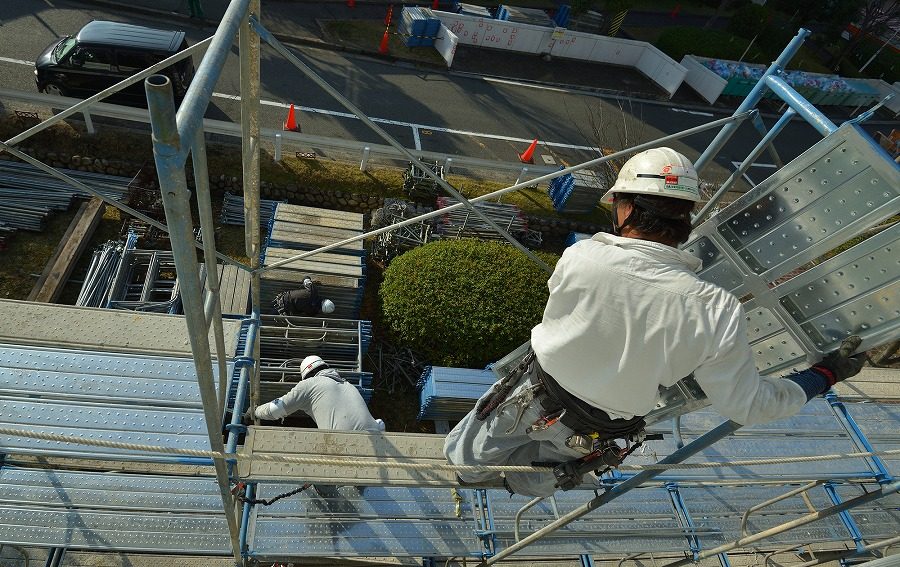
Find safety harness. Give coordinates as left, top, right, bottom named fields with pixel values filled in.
left=477, top=344, right=661, bottom=491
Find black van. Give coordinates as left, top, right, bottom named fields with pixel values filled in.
left=34, top=21, right=195, bottom=105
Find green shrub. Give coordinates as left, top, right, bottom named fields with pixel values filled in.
left=380, top=240, right=558, bottom=368
left=656, top=27, right=766, bottom=63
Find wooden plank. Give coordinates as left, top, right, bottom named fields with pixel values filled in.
left=276, top=203, right=364, bottom=223
left=833, top=367, right=900, bottom=401
left=28, top=198, right=105, bottom=303
left=238, top=427, right=465, bottom=486
left=264, top=247, right=364, bottom=266
left=271, top=222, right=364, bottom=240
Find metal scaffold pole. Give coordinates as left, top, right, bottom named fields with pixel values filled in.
left=146, top=76, right=241, bottom=562
left=241, top=0, right=263, bottom=417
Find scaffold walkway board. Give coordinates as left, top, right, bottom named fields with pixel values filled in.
left=0, top=343, right=232, bottom=462
left=0, top=467, right=230, bottom=553
left=0, top=299, right=242, bottom=358
left=238, top=427, right=460, bottom=486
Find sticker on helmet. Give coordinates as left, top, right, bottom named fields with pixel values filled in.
left=665, top=175, right=679, bottom=184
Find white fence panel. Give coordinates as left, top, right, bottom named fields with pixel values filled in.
left=586, top=39, right=643, bottom=66
left=435, top=25, right=459, bottom=68
left=437, top=12, right=548, bottom=53
left=680, top=55, right=727, bottom=104
left=636, top=46, right=687, bottom=98
left=548, top=30, right=597, bottom=60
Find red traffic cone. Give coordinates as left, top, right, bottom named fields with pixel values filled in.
left=518, top=138, right=538, bottom=164
left=432, top=0, right=439, bottom=9
left=385, top=4, right=393, bottom=26
left=347, top=0, right=355, bottom=7
left=378, top=29, right=390, bottom=55
left=283, top=104, right=300, bottom=132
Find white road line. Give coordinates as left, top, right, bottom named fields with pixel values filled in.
left=0, top=57, right=33, bottom=66
left=671, top=108, right=714, bottom=117
left=212, top=93, right=600, bottom=152
left=411, top=125, right=421, bottom=151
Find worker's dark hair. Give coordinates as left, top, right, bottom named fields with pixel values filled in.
left=615, top=193, right=695, bottom=245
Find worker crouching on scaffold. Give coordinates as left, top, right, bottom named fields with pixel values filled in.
left=273, top=276, right=336, bottom=316
left=444, top=147, right=866, bottom=497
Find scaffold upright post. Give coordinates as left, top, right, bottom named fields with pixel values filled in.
left=241, top=0, right=263, bottom=415
left=145, top=73, right=241, bottom=562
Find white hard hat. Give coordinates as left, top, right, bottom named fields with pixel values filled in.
left=600, top=147, right=701, bottom=204
left=300, top=355, right=328, bottom=380
left=321, top=299, right=335, bottom=314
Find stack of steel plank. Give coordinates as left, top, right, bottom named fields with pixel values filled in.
left=417, top=365, right=494, bottom=420
left=255, top=314, right=373, bottom=404
left=565, top=231, right=592, bottom=247
left=398, top=7, right=441, bottom=47
left=547, top=169, right=608, bottom=213
left=219, top=191, right=282, bottom=226
left=434, top=197, right=541, bottom=247
left=261, top=204, right=366, bottom=319
left=453, top=1, right=492, bottom=17
left=495, top=5, right=555, bottom=27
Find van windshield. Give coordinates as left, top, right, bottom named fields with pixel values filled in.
left=53, top=37, right=77, bottom=63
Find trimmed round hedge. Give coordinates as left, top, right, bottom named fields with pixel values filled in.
left=380, top=240, right=558, bottom=368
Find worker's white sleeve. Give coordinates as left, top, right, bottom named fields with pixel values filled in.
left=255, top=380, right=314, bottom=420
left=255, top=399, right=288, bottom=420
left=692, top=305, right=808, bottom=426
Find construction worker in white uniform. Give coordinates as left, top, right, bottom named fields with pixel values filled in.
left=444, top=147, right=866, bottom=497
left=246, top=355, right=384, bottom=432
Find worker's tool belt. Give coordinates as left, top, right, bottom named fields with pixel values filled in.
left=532, top=359, right=646, bottom=441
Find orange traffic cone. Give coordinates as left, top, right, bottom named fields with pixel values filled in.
left=378, top=29, right=390, bottom=55
left=518, top=138, right=538, bottom=164
left=347, top=0, right=355, bottom=7
left=384, top=4, right=393, bottom=26
left=283, top=104, right=300, bottom=132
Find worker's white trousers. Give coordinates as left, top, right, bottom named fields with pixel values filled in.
left=443, top=364, right=599, bottom=497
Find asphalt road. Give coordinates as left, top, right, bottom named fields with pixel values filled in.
left=0, top=0, right=878, bottom=189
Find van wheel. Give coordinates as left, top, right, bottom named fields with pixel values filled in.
left=43, top=83, right=66, bottom=97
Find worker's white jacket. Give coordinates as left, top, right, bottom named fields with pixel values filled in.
left=531, top=233, right=807, bottom=426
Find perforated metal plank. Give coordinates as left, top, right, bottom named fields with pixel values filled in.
left=0, top=368, right=212, bottom=408
left=0, top=507, right=230, bottom=553
left=0, top=468, right=223, bottom=512
left=0, top=399, right=210, bottom=461
left=250, top=518, right=480, bottom=558
left=0, top=345, right=229, bottom=381
left=827, top=484, right=900, bottom=540
left=698, top=124, right=899, bottom=283
left=0, top=300, right=241, bottom=358
left=675, top=485, right=853, bottom=547
left=238, top=427, right=456, bottom=485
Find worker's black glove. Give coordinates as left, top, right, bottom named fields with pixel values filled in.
left=240, top=407, right=255, bottom=426
left=811, top=336, right=866, bottom=386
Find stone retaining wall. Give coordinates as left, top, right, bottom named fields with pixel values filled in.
left=3, top=147, right=608, bottom=239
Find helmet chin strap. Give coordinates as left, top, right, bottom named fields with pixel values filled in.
left=611, top=198, right=639, bottom=236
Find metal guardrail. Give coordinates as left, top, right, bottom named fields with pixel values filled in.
left=0, top=88, right=559, bottom=181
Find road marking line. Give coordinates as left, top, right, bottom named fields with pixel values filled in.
left=671, top=108, right=714, bottom=117
left=0, top=57, right=32, bottom=66
left=412, top=126, right=421, bottom=151
left=212, top=92, right=601, bottom=152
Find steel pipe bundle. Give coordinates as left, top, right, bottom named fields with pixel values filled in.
left=417, top=365, right=495, bottom=421
left=219, top=191, right=281, bottom=226
left=370, top=200, right=434, bottom=265
left=0, top=160, right=131, bottom=202
left=76, top=237, right=133, bottom=307
left=434, top=197, right=542, bottom=247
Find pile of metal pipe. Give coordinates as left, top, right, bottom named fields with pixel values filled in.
left=417, top=365, right=495, bottom=421
left=219, top=192, right=281, bottom=227
left=370, top=199, right=434, bottom=265
left=434, top=197, right=542, bottom=247
left=76, top=238, right=132, bottom=307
